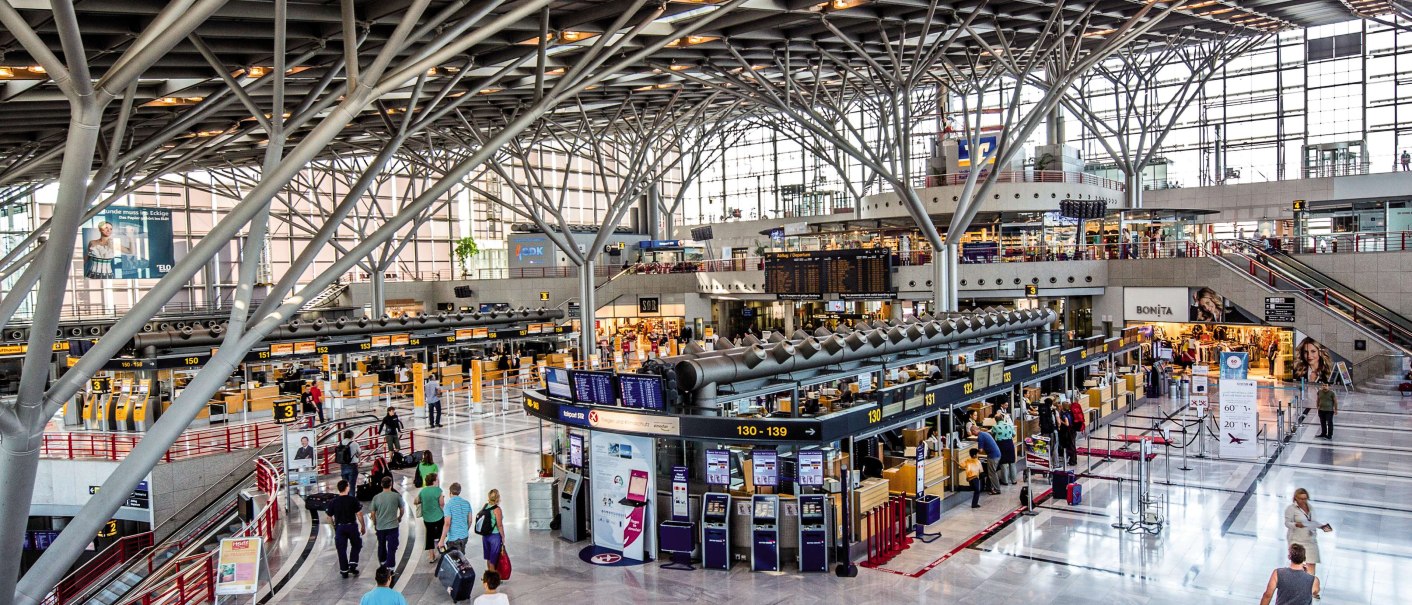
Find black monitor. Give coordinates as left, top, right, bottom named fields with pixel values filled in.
left=568, top=370, right=617, bottom=406
left=617, top=373, right=665, bottom=411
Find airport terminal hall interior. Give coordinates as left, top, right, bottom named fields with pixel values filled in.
left=6, top=1, right=1412, bottom=604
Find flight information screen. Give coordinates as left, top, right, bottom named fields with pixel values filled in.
left=764, top=249, right=892, bottom=300
left=568, top=370, right=617, bottom=406
left=617, top=374, right=665, bottom=411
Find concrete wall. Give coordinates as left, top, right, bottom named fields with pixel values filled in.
left=1144, top=172, right=1412, bottom=221
left=857, top=180, right=1124, bottom=220
left=1287, top=251, right=1412, bottom=319
left=30, top=459, right=151, bottom=523
left=349, top=277, right=579, bottom=312
left=149, top=448, right=260, bottom=532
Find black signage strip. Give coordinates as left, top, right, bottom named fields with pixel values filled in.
left=522, top=335, right=1147, bottom=445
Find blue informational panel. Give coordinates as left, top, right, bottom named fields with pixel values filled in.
left=569, top=370, right=617, bottom=406
left=957, top=134, right=998, bottom=167
left=569, top=433, right=584, bottom=468
left=797, top=451, right=824, bottom=486
left=82, top=206, right=175, bottom=280
left=508, top=234, right=553, bottom=267
left=617, top=374, right=665, bottom=411
left=752, top=450, right=778, bottom=487
left=1220, top=351, right=1249, bottom=380
left=706, top=449, right=731, bottom=485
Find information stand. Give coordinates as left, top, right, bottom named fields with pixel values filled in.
left=701, top=493, right=732, bottom=570
left=750, top=495, right=780, bottom=572
left=558, top=471, right=586, bottom=542
left=797, top=494, right=829, bottom=572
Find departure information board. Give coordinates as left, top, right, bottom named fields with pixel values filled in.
left=764, top=249, right=893, bottom=300
left=617, top=374, right=665, bottom=411
left=568, top=370, right=617, bottom=406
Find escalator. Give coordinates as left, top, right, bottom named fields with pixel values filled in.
left=1226, top=241, right=1412, bottom=353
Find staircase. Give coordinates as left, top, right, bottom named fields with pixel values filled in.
left=1360, top=371, right=1408, bottom=396
left=300, top=281, right=348, bottom=311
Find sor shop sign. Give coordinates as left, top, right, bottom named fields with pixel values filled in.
left=1124, top=288, right=1187, bottom=322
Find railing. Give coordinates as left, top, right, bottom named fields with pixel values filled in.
left=919, top=169, right=1127, bottom=192
left=474, top=265, right=617, bottom=280
left=314, top=424, right=417, bottom=476
left=42, top=420, right=287, bottom=462
left=345, top=270, right=447, bottom=283
left=1252, top=230, right=1412, bottom=255
left=42, top=533, right=155, bottom=605
left=1233, top=251, right=1412, bottom=348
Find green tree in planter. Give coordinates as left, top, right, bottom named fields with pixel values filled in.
left=454, top=235, right=480, bottom=279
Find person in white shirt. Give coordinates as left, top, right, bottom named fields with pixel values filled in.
left=473, top=570, right=508, bottom=605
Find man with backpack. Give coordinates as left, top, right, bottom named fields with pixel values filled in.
left=338, top=429, right=361, bottom=491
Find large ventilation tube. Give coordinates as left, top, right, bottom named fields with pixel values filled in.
left=130, top=307, right=565, bottom=350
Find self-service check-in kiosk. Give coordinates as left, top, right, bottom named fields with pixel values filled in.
left=797, top=494, right=829, bottom=572
left=558, top=471, right=587, bottom=542
left=750, top=494, right=779, bottom=572
left=130, top=380, right=156, bottom=431
left=701, top=493, right=732, bottom=570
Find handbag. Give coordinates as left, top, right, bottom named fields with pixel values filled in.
left=413, top=497, right=423, bottom=519
left=496, top=545, right=512, bottom=580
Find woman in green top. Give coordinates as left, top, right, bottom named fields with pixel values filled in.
left=416, top=450, right=439, bottom=487
left=415, top=472, right=446, bottom=563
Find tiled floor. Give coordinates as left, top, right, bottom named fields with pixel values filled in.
left=260, top=386, right=1410, bottom=604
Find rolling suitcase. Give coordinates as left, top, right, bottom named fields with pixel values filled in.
left=1066, top=483, right=1082, bottom=506
left=1050, top=470, right=1072, bottom=499
left=437, top=548, right=477, bottom=602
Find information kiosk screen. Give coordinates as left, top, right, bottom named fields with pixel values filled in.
left=568, top=433, right=583, bottom=468
left=752, top=497, right=776, bottom=522
left=703, top=495, right=729, bottom=521
left=561, top=477, right=578, bottom=498
left=797, top=451, right=825, bottom=486
left=545, top=368, right=571, bottom=399
left=751, top=451, right=778, bottom=487
left=617, top=374, right=665, bottom=411
left=568, top=370, right=616, bottom=406
left=799, top=498, right=824, bottom=523
left=624, top=469, right=649, bottom=503
left=705, top=450, right=731, bottom=485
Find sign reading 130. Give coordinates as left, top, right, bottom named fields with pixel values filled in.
left=736, top=424, right=789, bottom=438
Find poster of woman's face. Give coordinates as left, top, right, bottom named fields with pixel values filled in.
left=1292, top=334, right=1333, bottom=384
left=1190, top=287, right=1225, bottom=323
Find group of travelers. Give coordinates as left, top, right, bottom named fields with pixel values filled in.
left=959, top=405, right=1019, bottom=508
left=326, top=409, right=509, bottom=604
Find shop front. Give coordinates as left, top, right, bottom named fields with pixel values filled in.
left=1122, top=286, right=1293, bottom=380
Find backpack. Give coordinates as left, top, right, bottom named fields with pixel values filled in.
left=474, top=505, right=497, bottom=536
left=335, top=443, right=352, bottom=465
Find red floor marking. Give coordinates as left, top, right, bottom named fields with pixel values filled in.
left=873, top=488, right=1055, bottom=578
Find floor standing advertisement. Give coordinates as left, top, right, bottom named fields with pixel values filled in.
left=1220, top=378, right=1260, bottom=458
left=590, top=432, right=656, bottom=561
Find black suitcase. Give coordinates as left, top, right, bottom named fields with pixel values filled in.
left=437, top=548, right=477, bottom=602
left=356, top=479, right=379, bottom=502
left=1051, top=470, right=1074, bottom=500
left=304, top=492, right=337, bottom=513
left=390, top=451, right=418, bottom=469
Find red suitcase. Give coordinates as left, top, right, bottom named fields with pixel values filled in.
left=1066, top=483, right=1082, bottom=506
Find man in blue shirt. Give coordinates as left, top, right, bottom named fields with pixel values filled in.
left=439, top=482, right=473, bottom=554
left=360, top=566, right=407, bottom=605
left=972, top=426, right=1003, bottom=495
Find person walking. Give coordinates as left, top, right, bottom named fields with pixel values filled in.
left=326, top=479, right=366, bottom=578
left=973, top=425, right=1003, bottom=494
left=992, top=412, right=1018, bottom=485
left=1315, top=385, right=1338, bottom=439
left=476, top=489, right=505, bottom=566
left=1401, top=150, right=1410, bottom=172
left=380, top=407, right=404, bottom=455
left=369, top=477, right=404, bottom=571
left=300, top=383, right=324, bottom=423
left=310, top=380, right=325, bottom=422
left=1057, top=402, right=1078, bottom=467
left=1284, top=488, right=1332, bottom=576
left=415, top=472, right=445, bottom=564
left=415, top=450, right=439, bottom=489
left=438, top=482, right=473, bottom=554
left=337, top=429, right=361, bottom=492
left=473, top=570, right=508, bottom=605
left=425, top=373, right=443, bottom=428
left=359, top=566, right=408, bottom=605
left=964, top=448, right=984, bottom=508
left=1259, top=544, right=1320, bottom=605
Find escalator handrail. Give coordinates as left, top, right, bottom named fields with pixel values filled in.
left=1231, top=249, right=1412, bottom=347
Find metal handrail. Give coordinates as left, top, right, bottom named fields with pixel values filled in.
left=1231, top=250, right=1412, bottom=348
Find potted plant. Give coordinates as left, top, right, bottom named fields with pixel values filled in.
left=454, top=235, right=480, bottom=279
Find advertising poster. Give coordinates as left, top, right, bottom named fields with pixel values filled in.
left=1291, top=331, right=1335, bottom=384
left=1124, top=287, right=1187, bottom=322
left=589, top=432, right=655, bottom=560
left=1219, top=352, right=1249, bottom=380
left=508, top=234, right=552, bottom=267
left=705, top=449, right=730, bottom=485
left=751, top=450, right=778, bottom=487
left=797, top=451, right=824, bottom=487
left=81, top=206, right=174, bottom=280
left=214, top=537, right=262, bottom=595
left=284, top=429, right=316, bottom=472
left=1219, top=378, right=1260, bottom=458
left=1188, top=287, right=1260, bottom=324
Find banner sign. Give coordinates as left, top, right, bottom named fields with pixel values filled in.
left=1123, top=287, right=1187, bottom=322
left=214, top=537, right=263, bottom=595
left=1219, top=352, right=1249, bottom=380
left=82, top=205, right=174, bottom=280
left=589, top=432, right=655, bottom=560
left=1219, top=378, right=1260, bottom=458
